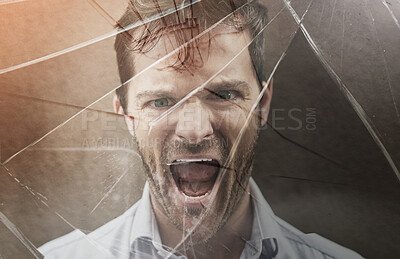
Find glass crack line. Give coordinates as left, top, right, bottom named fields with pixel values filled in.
left=165, top=10, right=298, bottom=258
left=267, top=121, right=350, bottom=171
left=268, top=174, right=367, bottom=187
left=0, top=163, right=110, bottom=255
left=365, top=0, right=400, bottom=119
left=148, top=5, right=286, bottom=132
left=89, top=168, right=129, bottom=215
left=0, top=163, right=49, bottom=210
left=0, top=90, right=122, bottom=117
left=285, top=0, right=400, bottom=183
left=2, top=0, right=256, bottom=165
left=0, top=211, right=42, bottom=259
left=317, top=0, right=326, bottom=28
left=381, top=0, right=400, bottom=31
left=340, top=0, right=346, bottom=74
left=0, top=0, right=201, bottom=75
left=328, top=0, right=338, bottom=32
left=0, top=0, right=27, bottom=5
left=223, top=0, right=312, bottom=185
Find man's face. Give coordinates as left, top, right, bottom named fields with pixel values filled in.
left=116, top=28, right=272, bottom=243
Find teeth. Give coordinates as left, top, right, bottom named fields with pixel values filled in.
left=177, top=158, right=212, bottom=162
left=182, top=191, right=210, bottom=200
left=167, top=158, right=213, bottom=166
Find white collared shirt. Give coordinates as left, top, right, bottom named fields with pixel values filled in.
left=39, top=178, right=364, bottom=259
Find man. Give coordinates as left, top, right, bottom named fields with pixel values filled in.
left=39, top=0, right=363, bottom=258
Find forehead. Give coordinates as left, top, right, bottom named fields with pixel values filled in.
left=128, top=28, right=259, bottom=97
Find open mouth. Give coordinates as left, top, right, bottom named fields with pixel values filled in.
left=169, top=159, right=220, bottom=198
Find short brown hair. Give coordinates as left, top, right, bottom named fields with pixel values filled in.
left=114, top=0, right=268, bottom=113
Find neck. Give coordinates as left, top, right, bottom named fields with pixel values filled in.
left=152, top=185, right=253, bottom=259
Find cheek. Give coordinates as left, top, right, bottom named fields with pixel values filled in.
left=137, top=120, right=174, bottom=162
left=213, top=106, right=251, bottom=142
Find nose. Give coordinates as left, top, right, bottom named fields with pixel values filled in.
left=174, top=98, right=214, bottom=144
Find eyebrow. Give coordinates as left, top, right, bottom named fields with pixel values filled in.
left=135, top=90, right=177, bottom=103
left=204, top=80, right=250, bottom=96
left=135, top=79, right=250, bottom=102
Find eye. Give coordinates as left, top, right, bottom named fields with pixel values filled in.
left=154, top=98, right=169, bottom=107
left=215, top=90, right=232, bottom=100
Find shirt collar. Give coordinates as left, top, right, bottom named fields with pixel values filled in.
left=129, top=182, right=163, bottom=248
left=242, top=178, right=282, bottom=258
left=248, top=177, right=282, bottom=240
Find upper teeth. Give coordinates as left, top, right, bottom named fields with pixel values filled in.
left=167, top=158, right=212, bottom=166
left=177, top=158, right=212, bottom=162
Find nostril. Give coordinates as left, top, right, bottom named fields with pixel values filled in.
left=175, top=124, right=213, bottom=141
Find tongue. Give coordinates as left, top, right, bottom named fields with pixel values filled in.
left=179, top=180, right=214, bottom=196
left=172, top=162, right=219, bottom=197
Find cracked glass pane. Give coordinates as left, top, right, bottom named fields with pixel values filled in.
left=287, top=0, right=400, bottom=176
left=0, top=0, right=399, bottom=258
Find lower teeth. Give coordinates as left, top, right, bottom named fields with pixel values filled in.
left=179, top=179, right=212, bottom=197
left=182, top=191, right=210, bottom=199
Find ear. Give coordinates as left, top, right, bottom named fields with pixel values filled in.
left=113, top=94, right=124, bottom=114
left=113, top=95, right=135, bottom=136
left=259, top=78, right=273, bottom=127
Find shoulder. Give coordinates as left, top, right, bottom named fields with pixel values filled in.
left=38, top=201, right=141, bottom=259
left=249, top=178, right=364, bottom=258
left=38, top=229, right=112, bottom=259
left=275, top=216, right=365, bottom=259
